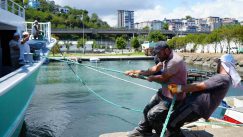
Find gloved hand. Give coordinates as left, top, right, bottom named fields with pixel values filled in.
left=168, top=84, right=183, bottom=94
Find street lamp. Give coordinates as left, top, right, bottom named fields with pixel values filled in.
left=80, top=13, right=85, bottom=54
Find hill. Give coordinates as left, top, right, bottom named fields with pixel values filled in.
left=14, top=0, right=110, bottom=29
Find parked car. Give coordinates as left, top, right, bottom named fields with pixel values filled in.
left=225, top=47, right=238, bottom=54
left=238, top=48, right=243, bottom=54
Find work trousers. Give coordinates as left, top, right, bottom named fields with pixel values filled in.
left=136, top=90, right=180, bottom=134
left=167, top=104, right=201, bottom=135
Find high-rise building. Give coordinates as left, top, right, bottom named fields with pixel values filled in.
left=117, top=10, right=134, bottom=29
left=135, top=20, right=163, bottom=30
left=28, top=0, right=40, bottom=9
left=206, top=16, right=222, bottom=31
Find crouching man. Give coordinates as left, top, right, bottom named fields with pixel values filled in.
left=166, top=54, right=241, bottom=137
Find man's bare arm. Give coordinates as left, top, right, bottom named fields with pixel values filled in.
left=182, top=82, right=207, bottom=93
left=125, top=62, right=163, bottom=76
left=147, top=72, right=173, bottom=83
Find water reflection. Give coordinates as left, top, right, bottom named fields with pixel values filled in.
left=24, top=61, right=243, bottom=137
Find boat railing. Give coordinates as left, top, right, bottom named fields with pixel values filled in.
left=25, top=22, right=52, bottom=43
left=0, top=0, right=25, bottom=18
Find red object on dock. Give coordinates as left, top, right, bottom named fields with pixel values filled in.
left=223, top=115, right=242, bottom=124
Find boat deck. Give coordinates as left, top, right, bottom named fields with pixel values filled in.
left=99, top=127, right=243, bottom=137
left=0, top=66, right=17, bottom=78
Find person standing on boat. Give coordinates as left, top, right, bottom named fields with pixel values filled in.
left=9, top=32, right=20, bottom=68
left=19, top=32, right=30, bottom=64
left=125, top=41, right=187, bottom=136
left=166, top=54, right=241, bottom=137
left=32, top=20, right=40, bottom=39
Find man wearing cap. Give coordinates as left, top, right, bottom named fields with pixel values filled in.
left=19, top=32, right=30, bottom=64
left=166, top=54, right=241, bottom=137
left=125, top=41, right=187, bottom=136
left=9, top=32, right=20, bottom=68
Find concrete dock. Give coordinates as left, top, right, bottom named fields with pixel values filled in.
left=99, top=127, right=243, bottom=137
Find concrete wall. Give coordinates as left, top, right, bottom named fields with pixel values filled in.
left=184, top=40, right=243, bottom=53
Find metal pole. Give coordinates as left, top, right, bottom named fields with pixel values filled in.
left=82, top=13, right=85, bottom=54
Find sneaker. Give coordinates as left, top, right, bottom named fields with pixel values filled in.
left=127, top=129, right=153, bottom=137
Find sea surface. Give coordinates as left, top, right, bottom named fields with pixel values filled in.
left=24, top=60, right=243, bottom=137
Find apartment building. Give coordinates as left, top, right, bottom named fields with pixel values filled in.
left=117, top=10, right=134, bottom=29
left=135, top=20, right=163, bottom=30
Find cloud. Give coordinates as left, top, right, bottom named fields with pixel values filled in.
left=135, top=5, right=167, bottom=22
left=54, top=0, right=157, bottom=16
left=136, top=0, right=243, bottom=22
left=100, top=15, right=117, bottom=27
left=54, top=0, right=243, bottom=26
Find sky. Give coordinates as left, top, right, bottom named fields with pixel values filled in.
left=53, top=0, right=243, bottom=27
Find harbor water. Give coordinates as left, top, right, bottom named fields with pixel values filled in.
left=24, top=60, right=243, bottom=137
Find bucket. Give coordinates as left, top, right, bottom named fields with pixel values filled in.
left=24, top=53, right=34, bottom=63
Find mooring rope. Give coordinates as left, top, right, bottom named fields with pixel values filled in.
left=160, top=95, right=177, bottom=137
left=51, top=52, right=144, bottom=113
left=67, top=64, right=143, bottom=112
left=49, top=57, right=158, bottom=91
left=44, top=55, right=243, bottom=129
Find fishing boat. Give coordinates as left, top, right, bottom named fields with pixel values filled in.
left=0, top=1, right=56, bottom=137
left=222, top=96, right=243, bottom=124
left=90, top=57, right=100, bottom=63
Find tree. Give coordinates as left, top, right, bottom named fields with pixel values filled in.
left=220, top=25, right=235, bottom=53
left=185, top=15, right=192, bottom=20
left=23, top=0, right=28, bottom=5
left=50, top=35, right=60, bottom=56
left=185, top=34, right=201, bottom=52
left=196, top=34, right=207, bottom=53
left=64, top=41, right=72, bottom=51
left=163, top=23, right=169, bottom=30
left=77, top=38, right=86, bottom=50
left=148, top=31, right=166, bottom=42
left=24, top=1, right=110, bottom=30
left=116, top=37, right=127, bottom=54
left=167, top=37, right=176, bottom=49
left=143, top=26, right=150, bottom=30
left=176, top=37, right=187, bottom=50
left=231, top=25, right=243, bottom=53
left=51, top=43, right=61, bottom=56
left=92, top=40, right=100, bottom=49
left=206, top=30, right=222, bottom=53
left=131, top=37, right=140, bottom=51
left=90, top=13, right=99, bottom=23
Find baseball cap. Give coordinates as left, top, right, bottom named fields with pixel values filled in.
left=13, top=32, right=19, bottom=36
left=153, top=41, right=169, bottom=55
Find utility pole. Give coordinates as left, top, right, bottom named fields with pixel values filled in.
left=82, top=13, right=85, bottom=54
left=80, top=13, right=85, bottom=54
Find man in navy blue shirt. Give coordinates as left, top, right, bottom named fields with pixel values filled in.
left=166, top=54, right=241, bottom=137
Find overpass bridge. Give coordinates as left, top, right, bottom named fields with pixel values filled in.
left=51, top=28, right=210, bottom=36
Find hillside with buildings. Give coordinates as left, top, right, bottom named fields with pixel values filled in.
left=135, top=16, right=242, bottom=32
left=14, top=0, right=110, bottom=29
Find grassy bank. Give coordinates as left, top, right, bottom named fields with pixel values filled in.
left=49, top=52, right=146, bottom=57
